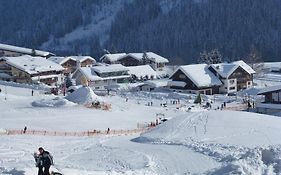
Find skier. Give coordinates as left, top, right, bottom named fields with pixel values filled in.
left=32, top=89, right=34, bottom=96
left=34, top=147, right=53, bottom=175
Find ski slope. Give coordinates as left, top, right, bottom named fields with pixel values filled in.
left=1, top=84, right=281, bottom=174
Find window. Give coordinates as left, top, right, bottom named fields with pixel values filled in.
left=247, top=81, right=251, bottom=85
left=179, top=74, right=185, bottom=79
left=229, top=79, right=235, bottom=84
left=229, top=87, right=235, bottom=90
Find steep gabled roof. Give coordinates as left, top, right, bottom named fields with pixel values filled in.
left=124, top=53, right=144, bottom=61
left=210, top=63, right=239, bottom=78
left=75, top=65, right=130, bottom=81
left=171, top=64, right=222, bottom=88
left=76, top=67, right=102, bottom=81
left=67, top=56, right=96, bottom=63
left=4, top=55, right=64, bottom=74
left=233, top=60, right=256, bottom=74
left=92, top=64, right=129, bottom=74
left=99, top=53, right=126, bottom=62
left=48, top=56, right=76, bottom=65
left=145, top=52, right=169, bottom=63
left=127, top=65, right=157, bottom=78
left=0, top=43, right=55, bottom=57
left=210, top=60, right=255, bottom=78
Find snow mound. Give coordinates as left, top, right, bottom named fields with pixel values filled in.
left=133, top=111, right=281, bottom=174
left=65, top=86, right=102, bottom=105
left=32, top=97, right=76, bottom=107
left=137, top=111, right=281, bottom=146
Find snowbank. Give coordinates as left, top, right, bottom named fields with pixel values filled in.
left=134, top=111, right=281, bottom=174
left=65, top=86, right=102, bottom=105
left=31, top=97, right=76, bottom=107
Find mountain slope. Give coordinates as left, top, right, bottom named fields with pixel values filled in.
left=1, top=0, right=281, bottom=64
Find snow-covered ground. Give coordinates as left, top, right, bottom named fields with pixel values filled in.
left=1, top=81, right=281, bottom=174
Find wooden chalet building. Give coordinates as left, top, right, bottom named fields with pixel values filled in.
left=48, top=56, right=96, bottom=75
left=209, top=60, right=255, bottom=94
left=99, top=53, right=127, bottom=64
left=0, top=55, right=64, bottom=86
left=117, top=52, right=169, bottom=71
left=118, top=53, right=143, bottom=66
left=256, top=85, right=281, bottom=114
left=168, top=64, right=222, bottom=95
left=99, top=52, right=169, bottom=72
left=258, top=85, right=281, bottom=104
left=68, top=56, right=96, bottom=67
left=48, top=56, right=77, bottom=74
left=0, top=43, right=55, bottom=58
left=72, top=64, right=130, bottom=90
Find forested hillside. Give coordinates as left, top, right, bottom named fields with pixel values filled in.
left=0, top=0, right=280, bottom=64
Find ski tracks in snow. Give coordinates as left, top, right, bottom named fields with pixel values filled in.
left=0, top=144, right=37, bottom=175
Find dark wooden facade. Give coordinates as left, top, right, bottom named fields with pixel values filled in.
left=208, top=65, right=253, bottom=92
left=259, top=90, right=281, bottom=104
left=170, top=69, right=219, bottom=95
left=229, top=67, right=252, bottom=91
left=80, top=59, right=95, bottom=67
left=62, top=59, right=77, bottom=74
left=118, top=56, right=142, bottom=66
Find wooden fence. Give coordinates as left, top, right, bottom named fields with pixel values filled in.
left=0, top=127, right=154, bottom=137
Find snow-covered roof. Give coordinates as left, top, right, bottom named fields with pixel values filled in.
left=125, top=53, right=144, bottom=61
left=142, top=79, right=169, bottom=88
left=210, top=63, right=239, bottom=78
left=99, top=53, right=126, bottom=62
left=92, top=64, right=129, bottom=74
left=47, top=56, right=76, bottom=65
left=258, top=85, right=281, bottom=95
left=233, top=60, right=256, bottom=74
left=4, top=55, right=64, bottom=74
left=77, top=67, right=102, bottom=81
left=99, top=52, right=169, bottom=63
left=67, top=56, right=95, bottom=63
left=121, top=52, right=169, bottom=63
left=167, top=80, right=187, bottom=87
left=77, top=65, right=130, bottom=81
left=127, top=65, right=157, bottom=78
left=145, top=52, right=169, bottom=63
left=173, top=64, right=222, bottom=87
left=211, top=60, right=255, bottom=78
left=0, top=43, right=54, bottom=57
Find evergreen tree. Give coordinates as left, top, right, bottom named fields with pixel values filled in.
left=65, top=75, right=73, bottom=88
left=194, top=94, right=202, bottom=104
left=208, top=49, right=222, bottom=64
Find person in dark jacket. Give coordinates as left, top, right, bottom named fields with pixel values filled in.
left=35, top=147, right=53, bottom=175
